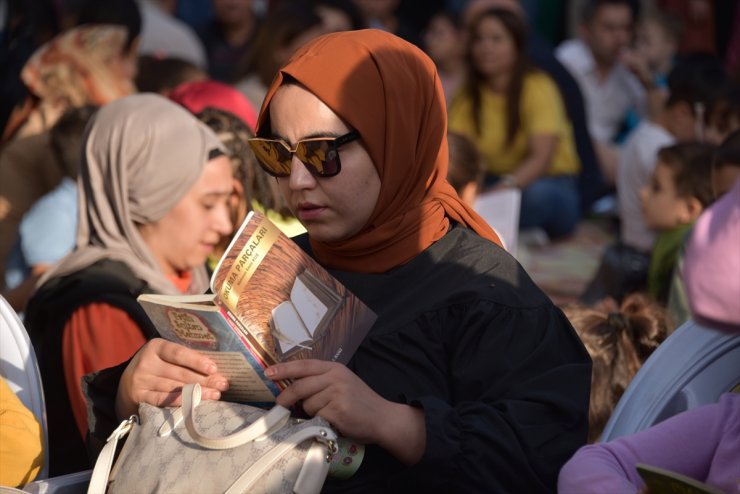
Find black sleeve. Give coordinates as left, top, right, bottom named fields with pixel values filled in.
left=399, top=301, right=591, bottom=492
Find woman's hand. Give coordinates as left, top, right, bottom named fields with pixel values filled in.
left=115, top=339, right=229, bottom=419
left=266, top=360, right=426, bottom=465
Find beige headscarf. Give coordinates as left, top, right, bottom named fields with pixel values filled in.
left=41, top=94, right=225, bottom=295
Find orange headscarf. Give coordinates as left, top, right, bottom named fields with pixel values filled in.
left=256, top=29, right=501, bottom=273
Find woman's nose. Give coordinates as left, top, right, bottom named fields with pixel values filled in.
left=288, top=155, right=317, bottom=190
left=215, top=203, right=233, bottom=236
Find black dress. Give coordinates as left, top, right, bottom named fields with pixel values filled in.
left=307, top=225, right=591, bottom=493
left=86, top=224, right=591, bottom=492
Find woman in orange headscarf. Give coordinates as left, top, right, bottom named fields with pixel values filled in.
left=92, top=29, right=591, bottom=491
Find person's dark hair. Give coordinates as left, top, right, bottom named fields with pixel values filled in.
left=564, top=293, right=671, bottom=442
left=135, top=56, right=207, bottom=94
left=50, top=105, right=98, bottom=179
left=665, top=54, right=727, bottom=112
left=714, top=129, right=740, bottom=167
left=195, top=107, right=292, bottom=218
left=234, top=2, right=323, bottom=85
left=464, top=7, right=529, bottom=145
left=76, top=0, right=142, bottom=51
left=580, top=0, right=637, bottom=24
left=312, top=0, right=365, bottom=31
left=706, top=81, right=740, bottom=136
left=657, top=142, right=716, bottom=208
left=425, top=9, right=463, bottom=32
left=447, top=131, right=484, bottom=195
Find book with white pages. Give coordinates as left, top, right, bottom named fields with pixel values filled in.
left=474, top=188, right=521, bottom=257
left=138, top=211, right=377, bottom=405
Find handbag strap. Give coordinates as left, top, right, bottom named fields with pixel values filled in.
left=87, top=415, right=138, bottom=494
left=225, top=425, right=337, bottom=494
left=182, top=383, right=291, bottom=450
left=86, top=387, right=338, bottom=494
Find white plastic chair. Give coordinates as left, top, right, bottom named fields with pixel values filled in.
left=599, top=319, right=740, bottom=442
left=0, top=295, right=49, bottom=480
left=474, top=188, right=522, bottom=257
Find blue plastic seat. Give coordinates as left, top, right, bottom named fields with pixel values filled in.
left=600, top=319, right=740, bottom=442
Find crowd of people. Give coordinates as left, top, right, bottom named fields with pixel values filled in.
left=0, top=0, right=738, bottom=492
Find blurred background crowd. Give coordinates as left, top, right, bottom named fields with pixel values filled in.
left=0, top=0, right=739, bottom=489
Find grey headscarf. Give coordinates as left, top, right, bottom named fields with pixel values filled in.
left=41, top=93, right=226, bottom=295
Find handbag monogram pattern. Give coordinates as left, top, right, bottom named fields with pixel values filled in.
left=88, top=384, right=338, bottom=494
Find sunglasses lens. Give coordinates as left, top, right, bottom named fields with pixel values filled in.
left=298, top=139, right=340, bottom=177
left=249, top=135, right=347, bottom=178
left=249, top=140, right=292, bottom=177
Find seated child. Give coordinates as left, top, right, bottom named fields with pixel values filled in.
left=563, top=293, right=671, bottom=443
left=580, top=56, right=725, bottom=306
left=640, top=143, right=715, bottom=303
left=666, top=133, right=740, bottom=324
left=446, top=131, right=484, bottom=207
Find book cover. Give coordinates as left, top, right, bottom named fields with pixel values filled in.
left=138, top=211, right=377, bottom=404
left=636, top=463, right=725, bottom=494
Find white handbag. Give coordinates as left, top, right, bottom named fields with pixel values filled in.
left=87, top=383, right=338, bottom=494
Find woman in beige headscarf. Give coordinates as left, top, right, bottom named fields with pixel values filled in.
left=24, top=93, right=233, bottom=476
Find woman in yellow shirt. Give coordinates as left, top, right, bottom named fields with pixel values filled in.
left=448, top=7, right=581, bottom=238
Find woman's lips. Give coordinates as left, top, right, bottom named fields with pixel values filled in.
left=296, top=202, right=326, bottom=221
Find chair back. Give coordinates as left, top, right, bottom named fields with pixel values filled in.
left=0, top=296, right=49, bottom=480
left=600, top=318, right=740, bottom=442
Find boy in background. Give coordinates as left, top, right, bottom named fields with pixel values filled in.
left=580, top=56, right=725, bottom=305
left=640, top=143, right=715, bottom=303
left=618, top=55, right=724, bottom=258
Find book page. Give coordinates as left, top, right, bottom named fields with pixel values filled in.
left=271, top=300, right=310, bottom=356
left=199, top=351, right=276, bottom=404
left=290, top=273, right=329, bottom=336
left=138, top=297, right=283, bottom=402
left=474, top=188, right=521, bottom=257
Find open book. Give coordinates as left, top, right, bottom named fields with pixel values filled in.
left=636, top=464, right=725, bottom=494
left=138, top=211, right=377, bottom=405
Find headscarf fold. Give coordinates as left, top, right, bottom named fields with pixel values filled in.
left=8, top=25, right=136, bottom=139
left=256, top=29, right=501, bottom=273
left=42, top=94, right=225, bottom=295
